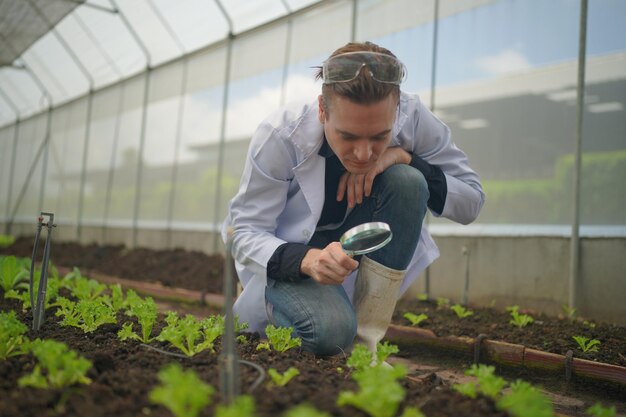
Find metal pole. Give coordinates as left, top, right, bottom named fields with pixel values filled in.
left=279, top=0, right=292, bottom=106
left=147, top=0, right=189, bottom=247
left=350, top=0, right=357, bottom=41
left=212, top=0, right=234, bottom=253
left=109, top=0, right=152, bottom=248
left=0, top=88, right=20, bottom=235
left=219, top=228, right=240, bottom=403
left=569, top=0, right=588, bottom=310
left=424, top=0, right=440, bottom=298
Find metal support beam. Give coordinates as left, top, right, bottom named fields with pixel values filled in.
left=569, top=0, right=588, bottom=310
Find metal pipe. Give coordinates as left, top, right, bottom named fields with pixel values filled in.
left=279, top=0, right=292, bottom=106
left=424, top=0, right=440, bottom=298
left=569, top=0, right=588, bottom=310
left=147, top=0, right=189, bottom=246
left=212, top=0, right=234, bottom=253
left=350, top=0, right=358, bottom=41
left=0, top=88, right=21, bottom=235
left=109, top=0, right=152, bottom=247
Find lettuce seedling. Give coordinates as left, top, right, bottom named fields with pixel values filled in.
left=0, top=255, right=29, bottom=292
left=284, top=404, right=332, bottom=417
left=507, top=306, right=534, bottom=328
left=0, top=234, right=16, bottom=248
left=436, top=297, right=450, bottom=308
left=0, top=310, right=29, bottom=359
left=55, top=297, right=117, bottom=332
left=450, top=304, right=474, bottom=319
left=586, top=402, right=617, bottom=417
left=149, top=363, right=214, bottom=417
left=403, top=312, right=428, bottom=327
left=156, top=312, right=223, bottom=356
left=257, top=324, right=301, bottom=352
left=465, top=364, right=507, bottom=399
left=118, top=295, right=157, bottom=343
left=60, top=268, right=106, bottom=300
left=337, top=362, right=407, bottom=417
left=267, top=367, right=300, bottom=387
left=18, top=339, right=92, bottom=389
left=214, top=395, right=256, bottom=417
left=347, top=342, right=399, bottom=370
left=496, top=380, right=553, bottom=417
left=572, top=335, right=601, bottom=353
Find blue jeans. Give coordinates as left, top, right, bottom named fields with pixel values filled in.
left=265, top=164, right=429, bottom=355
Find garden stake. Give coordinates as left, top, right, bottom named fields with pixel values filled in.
left=219, top=228, right=240, bottom=403
left=30, top=212, right=55, bottom=331
left=462, top=246, right=470, bottom=306
left=473, top=334, right=488, bottom=364
left=565, top=349, right=574, bottom=384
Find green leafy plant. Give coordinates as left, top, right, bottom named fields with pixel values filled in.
left=453, top=365, right=553, bottom=417
left=450, top=304, right=474, bottom=319
left=149, top=363, right=214, bottom=417
left=507, top=306, right=534, bottom=328
left=283, top=404, right=331, bottom=417
left=0, top=256, right=29, bottom=293
left=117, top=295, right=157, bottom=343
left=18, top=339, right=92, bottom=389
left=55, top=297, right=117, bottom=332
left=347, top=342, right=399, bottom=370
left=403, top=312, right=428, bottom=327
left=267, top=367, right=300, bottom=387
left=337, top=362, right=407, bottom=417
left=62, top=269, right=107, bottom=300
left=0, top=310, right=30, bottom=359
left=0, top=235, right=15, bottom=248
left=586, top=402, right=617, bottom=417
left=416, top=293, right=429, bottom=301
left=496, top=380, right=553, bottom=417
left=453, top=364, right=506, bottom=400
left=572, top=335, right=601, bottom=353
left=156, top=312, right=224, bottom=356
left=257, top=324, right=301, bottom=352
left=436, top=297, right=450, bottom=308
left=215, top=395, right=256, bottom=417
left=561, top=304, right=576, bottom=320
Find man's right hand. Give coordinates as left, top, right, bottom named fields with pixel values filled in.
left=300, top=242, right=359, bottom=285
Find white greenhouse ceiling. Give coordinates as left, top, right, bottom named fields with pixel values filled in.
left=0, top=0, right=320, bottom=126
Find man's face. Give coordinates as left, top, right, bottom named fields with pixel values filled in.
left=318, top=94, right=397, bottom=174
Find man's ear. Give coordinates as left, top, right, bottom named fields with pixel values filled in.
left=317, top=94, right=326, bottom=123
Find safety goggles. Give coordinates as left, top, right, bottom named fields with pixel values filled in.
left=322, top=51, right=406, bottom=85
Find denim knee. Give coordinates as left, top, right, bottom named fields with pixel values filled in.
left=265, top=280, right=356, bottom=356
left=374, top=164, right=429, bottom=211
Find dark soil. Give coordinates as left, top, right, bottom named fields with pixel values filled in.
left=392, top=299, right=626, bottom=368
left=0, top=294, right=507, bottom=417
left=2, top=236, right=625, bottom=416
left=0, top=237, right=225, bottom=293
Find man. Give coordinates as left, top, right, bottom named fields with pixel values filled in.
left=222, top=41, right=484, bottom=356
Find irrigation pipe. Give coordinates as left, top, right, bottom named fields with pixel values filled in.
left=140, top=344, right=266, bottom=393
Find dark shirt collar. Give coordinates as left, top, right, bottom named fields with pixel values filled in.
left=318, top=136, right=335, bottom=158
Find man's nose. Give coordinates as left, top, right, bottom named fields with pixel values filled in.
left=353, top=140, right=372, bottom=161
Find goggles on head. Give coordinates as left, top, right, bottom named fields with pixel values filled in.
left=322, top=51, right=406, bottom=85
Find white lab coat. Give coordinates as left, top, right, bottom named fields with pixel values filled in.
left=222, top=92, right=485, bottom=333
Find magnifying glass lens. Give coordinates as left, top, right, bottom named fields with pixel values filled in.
left=340, top=222, right=392, bottom=256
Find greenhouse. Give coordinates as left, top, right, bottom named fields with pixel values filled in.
left=0, top=0, right=625, bottom=416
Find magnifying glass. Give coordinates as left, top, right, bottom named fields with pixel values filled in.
left=340, top=222, right=392, bottom=256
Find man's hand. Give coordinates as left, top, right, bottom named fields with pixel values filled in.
left=300, top=242, right=359, bottom=285
left=338, top=147, right=411, bottom=208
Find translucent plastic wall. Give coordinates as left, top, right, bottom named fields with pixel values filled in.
left=1, top=0, right=625, bottom=249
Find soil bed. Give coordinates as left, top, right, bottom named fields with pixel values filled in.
left=0, top=294, right=506, bottom=417
left=2, top=237, right=624, bottom=368
left=2, top=237, right=625, bottom=415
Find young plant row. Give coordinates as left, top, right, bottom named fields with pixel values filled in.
left=0, top=255, right=616, bottom=417
left=403, top=295, right=602, bottom=354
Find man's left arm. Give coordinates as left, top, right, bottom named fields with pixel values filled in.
left=403, top=96, right=485, bottom=225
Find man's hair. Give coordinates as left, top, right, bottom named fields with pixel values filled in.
left=316, top=41, right=401, bottom=117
